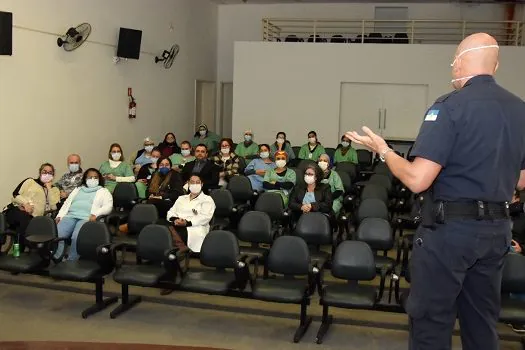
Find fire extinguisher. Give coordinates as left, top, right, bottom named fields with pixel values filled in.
left=128, top=87, right=136, bottom=119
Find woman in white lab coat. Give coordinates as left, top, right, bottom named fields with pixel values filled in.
left=166, top=174, right=216, bottom=253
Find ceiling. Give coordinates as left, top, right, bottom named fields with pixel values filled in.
left=213, top=0, right=522, bottom=4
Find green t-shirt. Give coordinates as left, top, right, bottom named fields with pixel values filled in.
left=298, top=143, right=326, bottom=161
left=169, top=153, right=196, bottom=168
left=235, top=142, right=259, bottom=158
left=334, top=147, right=358, bottom=164
left=263, top=168, right=297, bottom=206
left=321, top=170, right=345, bottom=215
left=99, top=161, right=134, bottom=193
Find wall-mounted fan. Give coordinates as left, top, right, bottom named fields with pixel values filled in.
left=154, top=44, right=180, bottom=69
left=57, top=23, right=91, bottom=51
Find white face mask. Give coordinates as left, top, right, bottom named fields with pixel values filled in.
left=189, top=183, right=202, bottom=194
left=341, top=141, right=350, bottom=148
left=276, top=138, right=285, bottom=145
left=304, top=174, right=316, bottom=185
left=144, top=145, right=154, bottom=152
left=181, top=149, right=191, bottom=157
left=260, top=151, right=270, bottom=159
left=244, top=135, right=252, bottom=142
left=221, top=147, right=230, bottom=155
left=199, top=130, right=206, bottom=136
left=68, top=164, right=80, bottom=173
left=275, top=160, right=287, bottom=168
left=111, top=152, right=121, bottom=161
left=318, top=161, right=328, bottom=171
left=86, top=178, right=99, bottom=188
left=40, top=174, right=53, bottom=183
left=308, top=137, right=317, bottom=144
left=450, top=44, right=499, bottom=88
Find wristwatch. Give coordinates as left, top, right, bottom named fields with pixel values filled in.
left=379, top=148, right=394, bottom=162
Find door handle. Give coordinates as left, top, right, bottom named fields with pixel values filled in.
left=378, top=109, right=382, bottom=129
left=383, top=108, right=387, bottom=129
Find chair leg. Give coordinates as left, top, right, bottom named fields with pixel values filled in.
left=521, top=337, right=525, bottom=350
left=109, top=284, right=142, bottom=319
left=315, top=304, right=333, bottom=344
left=81, top=280, right=118, bottom=319
left=293, top=301, right=312, bottom=343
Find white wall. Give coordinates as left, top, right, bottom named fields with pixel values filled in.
left=0, top=0, right=217, bottom=203
left=218, top=2, right=509, bottom=83
left=232, top=42, right=525, bottom=147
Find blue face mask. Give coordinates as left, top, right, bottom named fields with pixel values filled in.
left=158, top=167, right=170, bottom=175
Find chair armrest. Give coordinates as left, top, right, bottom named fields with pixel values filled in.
left=236, top=254, right=258, bottom=290
left=164, top=248, right=190, bottom=277
left=376, top=268, right=387, bottom=303
left=96, top=215, right=108, bottom=223
left=96, top=243, right=116, bottom=272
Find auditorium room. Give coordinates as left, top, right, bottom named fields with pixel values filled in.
left=1, top=0, right=525, bottom=349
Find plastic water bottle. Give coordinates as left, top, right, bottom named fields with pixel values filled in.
left=13, top=243, right=20, bottom=258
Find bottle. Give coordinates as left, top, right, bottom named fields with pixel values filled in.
left=13, top=243, right=20, bottom=258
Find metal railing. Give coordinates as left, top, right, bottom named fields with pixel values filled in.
left=262, top=18, right=524, bottom=46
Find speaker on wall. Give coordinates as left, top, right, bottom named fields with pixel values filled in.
left=117, top=27, right=142, bottom=59
left=0, top=11, right=13, bottom=56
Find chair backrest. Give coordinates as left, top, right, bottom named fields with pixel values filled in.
left=292, top=146, right=301, bottom=157
left=335, top=162, right=357, bottom=180
left=268, top=236, right=310, bottom=276
left=128, top=204, right=159, bottom=235
left=325, top=147, right=336, bottom=161
left=227, top=176, right=254, bottom=203
left=368, top=174, right=392, bottom=191
left=356, top=217, right=393, bottom=251
left=291, top=168, right=305, bottom=188
left=293, top=212, right=332, bottom=245
left=502, top=253, right=525, bottom=294
left=237, top=211, right=273, bottom=244
left=373, top=162, right=392, bottom=178
left=254, top=192, right=285, bottom=221
left=361, top=184, right=389, bottom=204
left=331, top=35, right=346, bottom=43
left=356, top=149, right=373, bottom=167
left=332, top=241, right=376, bottom=281
left=76, top=221, right=111, bottom=260
left=336, top=170, right=352, bottom=194
left=297, top=159, right=317, bottom=173
left=210, top=189, right=235, bottom=217
left=136, top=224, right=173, bottom=263
left=25, top=216, right=57, bottom=239
left=0, top=212, right=5, bottom=234
left=113, top=183, right=138, bottom=209
left=285, top=35, right=300, bottom=42
left=200, top=230, right=239, bottom=269
left=357, top=198, right=389, bottom=223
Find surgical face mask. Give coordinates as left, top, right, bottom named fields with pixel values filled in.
left=111, top=152, right=121, bottom=161
left=68, top=164, right=80, bottom=173
left=318, top=161, right=328, bottom=171
left=450, top=45, right=499, bottom=67
left=86, top=178, right=99, bottom=188
left=276, top=138, right=285, bottom=145
left=244, top=135, right=252, bottom=142
left=260, top=151, right=270, bottom=159
left=144, top=145, right=154, bottom=152
left=40, top=174, right=53, bottom=183
left=304, top=174, right=316, bottom=185
left=308, top=137, right=317, bottom=144
left=341, top=141, right=350, bottom=148
left=181, top=149, right=191, bottom=157
left=159, top=167, right=170, bottom=175
left=199, top=130, right=206, bottom=136
left=275, top=160, right=287, bottom=168
left=189, top=183, right=202, bottom=194
left=221, top=147, right=230, bottom=155
left=150, top=157, right=159, bottom=165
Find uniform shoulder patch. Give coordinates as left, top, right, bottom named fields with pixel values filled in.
left=424, top=109, right=439, bottom=121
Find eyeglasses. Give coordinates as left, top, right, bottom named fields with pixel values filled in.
left=305, top=172, right=315, bottom=176
left=41, top=171, right=54, bottom=175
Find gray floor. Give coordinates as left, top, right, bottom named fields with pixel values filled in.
left=0, top=280, right=521, bottom=349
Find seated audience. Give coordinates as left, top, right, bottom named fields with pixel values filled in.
left=135, top=148, right=161, bottom=198
left=4, top=163, right=60, bottom=252
left=133, top=137, right=156, bottom=173
left=169, top=141, right=195, bottom=171
left=263, top=151, right=296, bottom=206
left=191, top=123, right=221, bottom=154
left=212, top=138, right=241, bottom=187
left=181, top=144, right=220, bottom=193
left=334, top=135, right=358, bottom=164
left=54, top=169, right=113, bottom=261
left=270, top=131, right=295, bottom=161
left=235, top=130, right=259, bottom=158
left=145, top=157, right=184, bottom=218
left=289, top=164, right=333, bottom=221
left=318, top=154, right=345, bottom=216
left=99, top=143, right=135, bottom=193
left=56, top=154, right=83, bottom=200
left=166, top=174, right=215, bottom=253
left=298, top=130, right=326, bottom=161
left=158, top=132, right=181, bottom=158
left=244, top=144, right=276, bottom=192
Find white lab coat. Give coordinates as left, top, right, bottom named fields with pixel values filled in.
left=166, top=192, right=216, bottom=252
left=57, top=186, right=114, bottom=219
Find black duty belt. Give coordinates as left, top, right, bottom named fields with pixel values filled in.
left=438, top=201, right=510, bottom=221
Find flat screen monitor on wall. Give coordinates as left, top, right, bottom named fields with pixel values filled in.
left=0, top=11, right=13, bottom=56
left=117, top=27, right=142, bottom=59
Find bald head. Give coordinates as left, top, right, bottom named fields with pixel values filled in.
left=451, top=33, right=499, bottom=89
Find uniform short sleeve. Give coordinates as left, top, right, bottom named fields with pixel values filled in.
left=410, top=104, right=457, bottom=167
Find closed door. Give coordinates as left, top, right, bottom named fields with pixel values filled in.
left=339, top=82, right=383, bottom=147
left=195, top=80, right=217, bottom=131
left=220, top=82, right=233, bottom=138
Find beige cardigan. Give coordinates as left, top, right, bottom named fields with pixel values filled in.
left=12, top=179, right=60, bottom=216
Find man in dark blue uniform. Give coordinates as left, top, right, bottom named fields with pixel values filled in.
left=347, top=33, right=525, bottom=350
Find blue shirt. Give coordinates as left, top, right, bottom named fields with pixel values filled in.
left=411, top=75, right=525, bottom=202
left=135, top=153, right=154, bottom=166
left=66, top=186, right=100, bottom=219
left=303, top=191, right=316, bottom=205
left=245, top=158, right=276, bottom=191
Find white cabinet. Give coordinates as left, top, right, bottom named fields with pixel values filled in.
left=339, top=82, right=429, bottom=141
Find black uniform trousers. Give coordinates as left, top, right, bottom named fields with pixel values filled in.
left=406, top=218, right=511, bottom=350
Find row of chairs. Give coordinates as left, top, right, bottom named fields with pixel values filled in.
left=282, top=33, right=409, bottom=44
